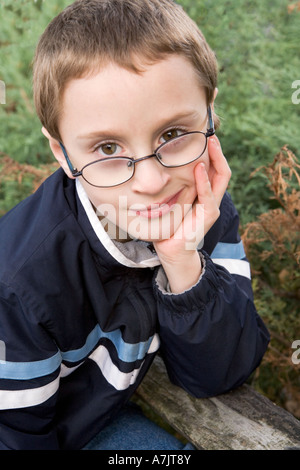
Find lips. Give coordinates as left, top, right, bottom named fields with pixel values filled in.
left=129, top=190, right=183, bottom=219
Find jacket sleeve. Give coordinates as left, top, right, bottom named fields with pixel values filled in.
left=153, top=195, right=270, bottom=398
left=0, top=283, right=61, bottom=449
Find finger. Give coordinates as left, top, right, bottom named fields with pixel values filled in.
left=195, top=162, right=219, bottom=210
left=194, top=162, right=220, bottom=230
left=171, top=163, right=219, bottom=250
left=207, top=136, right=231, bottom=206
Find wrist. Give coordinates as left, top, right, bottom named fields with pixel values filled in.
left=160, top=250, right=202, bottom=294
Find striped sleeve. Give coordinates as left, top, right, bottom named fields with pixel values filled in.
left=211, top=240, right=251, bottom=279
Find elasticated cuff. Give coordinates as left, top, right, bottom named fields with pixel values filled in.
left=153, top=251, right=224, bottom=313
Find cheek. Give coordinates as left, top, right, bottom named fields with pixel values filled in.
left=182, top=151, right=210, bottom=198
left=79, top=180, right=120, bottom=219
left=80, top=181, right=101, bottom=207
left=180, top=146, right=210, bottom=180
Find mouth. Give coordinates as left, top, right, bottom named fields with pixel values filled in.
left=129, top=190, right=183, bottom=219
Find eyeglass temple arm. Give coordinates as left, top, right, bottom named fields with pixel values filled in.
left=207, top=105, right=215, bottom=137
left=59, top=142, right=81, bottom=176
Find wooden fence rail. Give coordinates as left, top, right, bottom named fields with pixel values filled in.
left=136, top=355, right=300, bottom=450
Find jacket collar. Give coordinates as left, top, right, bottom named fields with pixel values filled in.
left=75, top=179, right=160, bottom=269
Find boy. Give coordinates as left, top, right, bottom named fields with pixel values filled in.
left=0, top=0, right=269, bottom=450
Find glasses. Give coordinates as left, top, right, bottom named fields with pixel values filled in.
left=60, top=106, right=215, bottom=188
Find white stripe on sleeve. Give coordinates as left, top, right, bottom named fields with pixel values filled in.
left=212, top=258, right=251, bottom=279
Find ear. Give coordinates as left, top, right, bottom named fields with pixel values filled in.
left=42, top=127, right=75, bottom=179
left=211, top=88, right=218, bottom=110
left=209, top=88, right=220, bottom=130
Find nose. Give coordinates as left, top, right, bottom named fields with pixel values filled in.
left=130, top=154, right=171, bottom=194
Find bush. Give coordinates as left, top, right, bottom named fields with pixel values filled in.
left=0, top=0, right=71, bottom=165
left=0, top=154, right=58, bottom=216
left=242, top=146, right=300, bottom=416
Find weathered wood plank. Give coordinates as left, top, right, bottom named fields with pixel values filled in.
left=136, top=355, right=300, bottom=450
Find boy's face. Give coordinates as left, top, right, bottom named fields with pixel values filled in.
left=49, top=55, right=214, bottom=242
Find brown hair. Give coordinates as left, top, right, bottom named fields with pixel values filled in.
left=33, top=0, right=219, bottom=141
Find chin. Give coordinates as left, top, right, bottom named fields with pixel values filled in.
left=125, top=215, right=181, bottom=243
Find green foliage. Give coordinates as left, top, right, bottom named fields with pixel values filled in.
left=0, top=0, right=70, bottom=164
left=242, top=147, right=300, bottom=414
left=0, top=176, right=32, bottom=215
left=0, top=155, right=58, bottom=216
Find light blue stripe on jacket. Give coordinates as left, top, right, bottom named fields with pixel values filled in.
left=211, top=241, right=246, bottom=260
left=61, top=324, right=154, bottom=363
left=0, top=351, right=61, bottom=380
left=0, top=324, right=154, bottom=380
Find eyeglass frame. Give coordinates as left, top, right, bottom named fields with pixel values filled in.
left=59, top=105, right=215, bottom=188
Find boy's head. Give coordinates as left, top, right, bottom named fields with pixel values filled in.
left=33, top=0, right=219, bottom=142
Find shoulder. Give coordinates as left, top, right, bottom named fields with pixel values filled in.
left=219, top=191, right=239, bottom=224
left=0, top=169, right=78, bottom=283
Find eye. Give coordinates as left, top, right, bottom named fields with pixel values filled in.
left=160, top=128, right=185, bottom=143
left=95, top=142, right=122, bottom=157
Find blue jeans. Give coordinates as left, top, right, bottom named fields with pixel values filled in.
left=83, top=402, right=195, bottom=450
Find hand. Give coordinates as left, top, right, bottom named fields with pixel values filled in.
left=153, top=135, right=231, bottom=293
left=205, top=135, right=232, bottom=210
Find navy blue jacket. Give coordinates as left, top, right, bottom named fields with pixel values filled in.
left=0, top=169, right=269, bottom=449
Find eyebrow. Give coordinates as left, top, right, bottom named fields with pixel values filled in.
left=76, top=109, right=205, bottom=142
